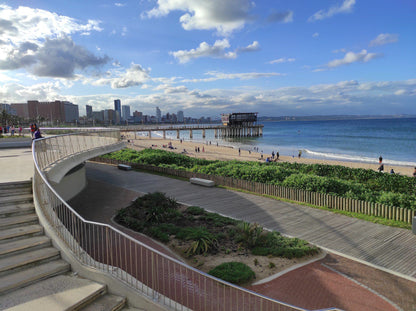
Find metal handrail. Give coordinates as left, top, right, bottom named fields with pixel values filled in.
left=31, top=129, right=305, bottom=311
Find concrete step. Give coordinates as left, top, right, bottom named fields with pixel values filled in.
left=0, top=224, right=43, bottom=244
left=0, top=181, right=31, bottom=191
left=0, top=274, right=106, bottom=310
left=81, top=293, right=126, bottom=311
left=0, top=260, right=70, bottom=294
left=0, top=235, right=51, bottom=258
left=0, top=193, right=33, bottom=206
left=0, top=187, right=31, bottom=197
left=0, top=202, right=35, bottom=218
left=0, top=247, right=60, bottom=276
left=0, top=213, right=38, bottom=230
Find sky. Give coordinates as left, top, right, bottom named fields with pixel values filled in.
left=0, top=0, right=415, bottom=118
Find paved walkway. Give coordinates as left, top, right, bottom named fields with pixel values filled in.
left=85, top=162, right=416, bottom=280
left=0, top=147, right=33, bottom=183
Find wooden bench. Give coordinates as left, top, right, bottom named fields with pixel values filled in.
left=190, top=178, right=215, bottom=187
left=117, top=164, right=132, bottom=171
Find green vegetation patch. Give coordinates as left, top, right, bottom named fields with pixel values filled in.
left=105, top=148, right=416, bottom=210
left=115, top=192, right=317, bottom=259
left=208, top=262, right=255, bottom=285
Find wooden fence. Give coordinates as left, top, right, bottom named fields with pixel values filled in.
left=92, top=157, right=416, bottom=224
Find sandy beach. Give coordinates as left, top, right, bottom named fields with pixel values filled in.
left=122, top=134, right=415, bottom=177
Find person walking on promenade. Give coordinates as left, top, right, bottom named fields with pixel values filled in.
left=33, top=128, right=43, bottom=140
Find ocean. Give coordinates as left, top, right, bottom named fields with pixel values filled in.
left=149, top=117, right=416, bottom=167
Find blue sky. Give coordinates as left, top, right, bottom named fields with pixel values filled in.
left=0, top=0, right=415, bottom=118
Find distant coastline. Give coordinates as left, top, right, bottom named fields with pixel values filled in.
left=258, top=115, right=416, bottom=122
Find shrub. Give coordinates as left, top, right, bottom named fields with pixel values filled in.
left=251, top=232, right=319, bottom=259
left=186, top=206, right=205, bottom=215
left=133, top=192, right=180, bottom=224
left=209, top=262, right=255, bottom=285
left=236, top=222, right=263, bottom=249
left=176, top=227, right=218, bottom=255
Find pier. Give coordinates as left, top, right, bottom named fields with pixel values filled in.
left=118, top=124, right=263, bottom=139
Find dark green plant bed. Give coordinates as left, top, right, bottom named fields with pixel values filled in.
left=209, top=262, right=255, bottom=285
left=115, top=192, right=318, bottom=259
left=115, top=192, right=320, bottom=284
left=104, top=148, right=416, bottom=211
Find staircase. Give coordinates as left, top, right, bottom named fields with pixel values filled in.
left=0, top=181, right=138, bottom=310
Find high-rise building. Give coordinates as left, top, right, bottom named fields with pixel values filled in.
left=114, top=99, right=121, bottom=113
left=86, top=105, right=93, bottom=119
left=156, top=107, right=161, bottom=123
left=64, top=102, right=79, bottom=122
left=121, top=105, right=130, bottom=121
left=114, top=99, right=121, bottom=124
left=177, top=110, right=184, bottom=123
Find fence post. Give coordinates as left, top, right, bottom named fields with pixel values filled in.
left=413, top=214, right=416, bottom=234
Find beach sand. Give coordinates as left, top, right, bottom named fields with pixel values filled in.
left=122, top=134, right=415, bottom=177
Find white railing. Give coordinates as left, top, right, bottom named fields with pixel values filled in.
left=32, top=129, right=306, bottom=311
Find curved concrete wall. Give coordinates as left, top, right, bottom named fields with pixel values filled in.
left=51, top=163, right=87, bottom=202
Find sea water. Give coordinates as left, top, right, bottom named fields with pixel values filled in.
left=147, top=118, right=416, bottom=167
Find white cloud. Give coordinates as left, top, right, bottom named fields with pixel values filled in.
left=0, top=36, right=110, bottom=78
left=369, top=33, right=399, bottom=47
left=237, top=41, right=260, bottom=53
left=115, top=3, right=125, bottom=7
left=181, top=71, right=284, bottom=83
left=308, top=0, right=355, bottom=22
left=170, top=39, right=260, bottom=64
left=170, top=39, right=236, bottom=63
left=312, top=32, right=319, bottom=38
left=154, top=84, right=188, bottom=94
left=86, top=63, right=150, bottom=88
left=143, top=0, right=253, bottom=36
left=269, top=57, right=295, bottom=65
left=0, top=5, right=107, bottom=78
left=394, top=89, right=406, bottom=95
left=0, top=4, right=102, bottom=46
left=327, top=49, right=381, bottom=68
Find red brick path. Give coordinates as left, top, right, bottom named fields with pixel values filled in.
left=249, top=260, right=397, bottom=311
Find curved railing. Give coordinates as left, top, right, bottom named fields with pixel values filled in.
left=32, top=129, right=306, bottom=311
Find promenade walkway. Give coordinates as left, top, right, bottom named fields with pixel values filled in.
left=2, top=146, right=415, bottom=310
left=85, top=161, right=416, bottom=279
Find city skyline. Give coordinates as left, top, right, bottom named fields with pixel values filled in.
left=0, top=1, right=415, bottom=118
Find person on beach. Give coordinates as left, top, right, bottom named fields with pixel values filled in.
left=238, top=148, right=241, bottom=156
left=276, top=151, right=279, bottom=160
left=413, top=167, right=416, bottom=177
left=298, top=150, right=302, bottom=158
left=379, top=155, right=383, bottom=164
left=378, top=164, right=384, bottom=172
left=272, top=151, right=275, bottom=159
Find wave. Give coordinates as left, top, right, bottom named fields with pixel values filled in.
left=303, top=149, right=416, bottom=167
